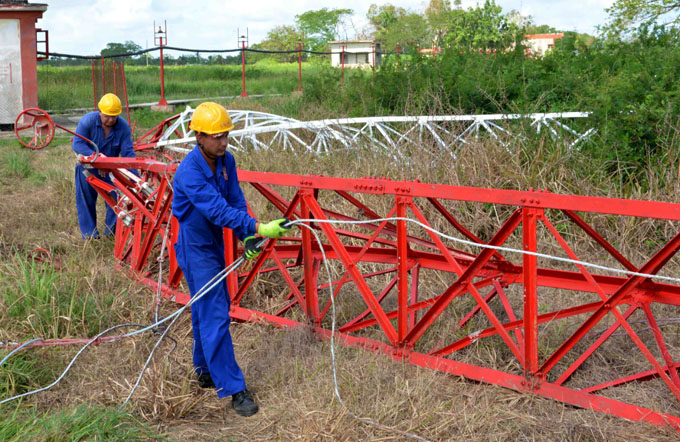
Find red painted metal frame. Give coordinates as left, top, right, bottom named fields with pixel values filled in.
left=78, top=153, right=680, bottom=430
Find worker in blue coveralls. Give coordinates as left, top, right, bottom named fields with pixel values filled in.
left=172, top=102, right=291, bottom=417
left=72, top=93, right=136, bottom=239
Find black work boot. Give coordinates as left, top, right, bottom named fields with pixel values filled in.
left=231, top=389, right=259, bottom=417
left=196, top=372, right=215, bottom=389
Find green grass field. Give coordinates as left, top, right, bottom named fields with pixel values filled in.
left=38, top=62, right=339, bottom=112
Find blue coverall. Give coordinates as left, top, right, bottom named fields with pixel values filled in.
left=72, top=111, right=136, bottom=239
left=172, top=145, right=257, bottom=398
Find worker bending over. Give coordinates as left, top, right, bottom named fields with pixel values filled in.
left=172, top=102, right=290, bottom=417
left=72, top=93, right=135, bottom=239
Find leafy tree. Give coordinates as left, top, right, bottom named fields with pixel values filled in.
left=252, top=25, right=303, bottom=62
left=425, top=0, right=453, bottom=46
left=100, top=41, right=142, bottom=59
left=367, top=3, right=408, bottom=41
left=506, top=9, right=534, bottom=30
left=383, top=12, right=430, bottom=52
left=445, top=0, right=519, bottom=52
left=295, top=7, right=353, bottom=52
left=604, top=0, right=680, bottom=36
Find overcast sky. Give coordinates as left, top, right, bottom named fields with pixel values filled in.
left=36, top=0, right=616, bottom=56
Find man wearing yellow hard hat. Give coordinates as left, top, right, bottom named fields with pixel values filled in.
left=172, top=102, right=291, bottom=417
left=72, top=93, right=136, bottom=239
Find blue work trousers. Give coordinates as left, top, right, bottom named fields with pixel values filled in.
left=75, top=165, right=117, bottom=239
left=177, top=242, right=246, bottom=398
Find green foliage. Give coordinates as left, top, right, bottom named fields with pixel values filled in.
left=444, top=0, right=520, bottom=52
left=38, top=63, right=306, bottom=111
left=367, top=3, right=409, bottom=48
left=604, top=0, right=680, bottom=37
left=425, top=0, right=453, bottom=47
left=252, top=26, right=303, bottom=63
left=0, top=404, right=165, bottom=441
left=100, top=41, right=143, bottom=58
left=295, top=7, right=353, bottom=52
left=0, top=350, right=60, bottom=398
left=0, top=253, right=116, bottom=338
left=35, top=23, right=680, bottom=181
left=1, top=150, right=32, bottom=178
left=384, top=13, right=430, bottom=53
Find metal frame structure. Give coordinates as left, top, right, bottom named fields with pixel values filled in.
left=15, top=107, right=680, bottom=429
left=74, top=148, right=680, bottom=430
left=134, top=107, right=595, bottom=158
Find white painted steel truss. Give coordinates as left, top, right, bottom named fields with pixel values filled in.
left=153, top=106, right=595, bottom=157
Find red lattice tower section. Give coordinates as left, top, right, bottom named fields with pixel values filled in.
left=78, top=151, right=680, bottom=430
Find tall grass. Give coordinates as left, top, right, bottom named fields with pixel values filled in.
left=1, top=253, right=116, bottom=338
left=0, top=404, right=165, bottom=441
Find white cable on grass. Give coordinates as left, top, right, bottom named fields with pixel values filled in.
left=0, top=338, right=43, bottom=367
left=0, top=325, right=143, bottom=405
left=0, top=259, right=242, bottom=405
left=122, top=308, right=183, bottom=406
left=293, top=221, right=431, bottom=442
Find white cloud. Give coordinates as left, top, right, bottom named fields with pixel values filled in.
left=37, top=0, right=616, bottom=56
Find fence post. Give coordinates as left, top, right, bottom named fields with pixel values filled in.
left=101, top=55, right=105, bottom=94
left=121, top=61, right=131, bottom=125
left=341, top=44, right=345, bottom=86
left=297, top=39, right=303, bottom=92
left=371, top=44, right=375, bottom=78
left=112, top=60, right=117, bottom=96
left=91, top=60, right=96, bottom=110
left=239, top=32, right=248, bottom=98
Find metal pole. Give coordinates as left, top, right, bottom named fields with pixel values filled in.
left=371, top=45, right=375, bottom=78
left=155, top=21, right=169, bottom=106
left=101, top=56, right=105, bottom=94
left=301, top=191, right=318, bottom=323
left=396, top=196, right=409, bottom=341
left=91, top=60, right=97, bottom=110
left=341, top=45, right=345, bottom=86
left=297, top=41, right=303, bottom=92
left=523, top=207, right=539, bottom=375
left=112, top=60, right=117, bottom=96
left=240, top=43, right=248, bottom=97
left=121, top=61, right=131, bottom=125
left=158, top=46, right=168, bottom=105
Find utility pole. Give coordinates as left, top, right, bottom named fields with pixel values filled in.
left=238, top=28, right=249, bottom=98
left=154, top=20, right=168, bottom=106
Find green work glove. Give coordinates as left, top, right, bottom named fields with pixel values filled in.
left=257, top=218, right=291, bottom=239
left=243, top=236, right=261, bottom=260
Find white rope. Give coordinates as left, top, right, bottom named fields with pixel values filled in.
left=290, top=217, right=680, bottom=284
left=293, top=222, right=431, bottom=441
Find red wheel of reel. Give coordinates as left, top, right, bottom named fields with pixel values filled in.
left=14, top=108, right=55, bottom=150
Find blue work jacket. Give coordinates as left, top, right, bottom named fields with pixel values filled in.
left=173, top=146, right=257, bottom=249
left=72, top=111, right=136, bottom=158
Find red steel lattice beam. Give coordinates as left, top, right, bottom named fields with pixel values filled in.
left=78, top=153, right=680, bottom=430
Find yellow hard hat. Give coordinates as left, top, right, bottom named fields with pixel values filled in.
left=98, top=93, right=122, bottom=116
left=189, top=102, right=234, bottom=134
